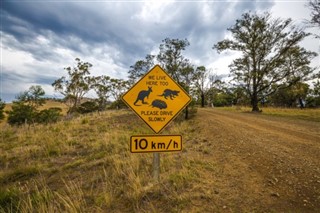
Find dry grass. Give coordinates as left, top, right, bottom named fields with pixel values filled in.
left=39, top=100, right=69, bottom=115
left=219, top=106, right=320, bottom=122
left=0, top=108, right=205, bottom=212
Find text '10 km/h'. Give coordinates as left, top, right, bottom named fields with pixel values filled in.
left=130, top=135, right=182, bottom=153
left=134, top=139, right=177, bottom=150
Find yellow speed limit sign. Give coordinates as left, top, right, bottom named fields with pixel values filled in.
left=130, top=135, right=182, bottom=153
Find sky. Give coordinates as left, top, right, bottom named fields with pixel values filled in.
left=1, top=0, right=319, bottom=102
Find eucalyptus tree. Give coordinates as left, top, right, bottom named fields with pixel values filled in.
left=93, top=75, right=111, bottom=111
left=206, top=74, right=228, bottom=107
left=213, top=12, right=317, bottom=112
left=17, top=85, right=45, bottom=108
left=308, top=0, right=320, bottom=30
left=109, top=78, right=130, bottom=109
left=157, top=38, right=191, bottom=84
left=157, top=38, right=196, bottom=118
left=52, top=58, right=94, bottom=114
left=307, top=0, right=320, bottom=106
left=192, top=66, right=209, bottom=107
left=128, top=54, right=155, bottom=84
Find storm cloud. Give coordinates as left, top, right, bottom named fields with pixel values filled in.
left=1, top=0, right=317, bottom=102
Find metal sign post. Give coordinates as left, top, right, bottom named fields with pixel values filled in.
left=153, top=153, right=160, bottom=182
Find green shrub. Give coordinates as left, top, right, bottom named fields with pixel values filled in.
left=36, top=107, right=62, bottom=124
left=108, top=99, right=127, bottom=109
left=77, top=101, right=99, bottom=114
left=7, top=102, right=36, bottom=125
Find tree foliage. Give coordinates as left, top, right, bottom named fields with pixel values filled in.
left=52, top=58, right=94, bottom=114
left=128, top=54, right=155, bottom=84
left=77, top=101, right=99, bottom=114
left=308, top=0, right=320, bottom=29
left=157, top=38, right=198, bottom=119
left=213, top=12, right=317, bottom=112
left=109, top=78, right=129, bottom=109
left=269, top=82, right=309, bottom=107
left=307, top=80, right=320, bottom=107
left=16, top=85, right=45, bottom=108
left=130, top=38, right=196, bottom=90
left=157, top=38, right=191, bottom=84
left=7, top=102, right=36, bottom=125
left=93, top=75, right=111, bottom=111
left=205, top=80, right=236, bottom=107
left=36, top=108, right=62, bottom=124
left=0, top=99, right=5, bottom=120
left=192, top=66, right=209, bottom=107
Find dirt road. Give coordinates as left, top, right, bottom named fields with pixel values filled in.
left=188, top=108, right=320, bottom=212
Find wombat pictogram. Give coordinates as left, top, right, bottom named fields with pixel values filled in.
left=150, top=99, right=167, bottom=110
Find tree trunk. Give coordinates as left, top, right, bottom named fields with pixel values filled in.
left=299, top=97, right=305, bottom=109
left=185, top=106, right=189, bottom=120
left=201, top=92, right=205, bottom=108
left=251, top=93, right=260, bottom=112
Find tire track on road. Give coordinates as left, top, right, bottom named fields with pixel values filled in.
left=201, top=108, right=320, bottom=160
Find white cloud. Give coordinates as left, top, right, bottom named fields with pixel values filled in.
left=271, top=1, right=320, bottom=68
left=134, top=0, right=175, bottom=23
left=207, top=51, right=242, bottom=75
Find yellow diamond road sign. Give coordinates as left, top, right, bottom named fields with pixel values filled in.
left=122, top=65, right=192, bottom=133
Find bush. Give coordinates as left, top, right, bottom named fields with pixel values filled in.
left=77, top=101, right=99, bottom=114
left=108, top=99, right=127, bottom=110
left=7, top=102, right=36, bottom=125
left=212, top=93, right=233, bottom=107
left=36, top=108, right=62, bottom=124
left=7, top=102, right=62, bottom=125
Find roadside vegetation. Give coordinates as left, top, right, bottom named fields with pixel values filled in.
left=0, top=106, right=202, bottom=212
left=1, top=101, right=320, bottom=212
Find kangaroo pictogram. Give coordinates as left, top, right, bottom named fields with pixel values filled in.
left=134, top=86, right=153, bottom=106
left=158, top=89, right=180, bottom=100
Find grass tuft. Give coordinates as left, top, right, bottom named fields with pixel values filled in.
left=0, top=166, right=40, bottom=184
left=0, top=187, right=20, bottom=213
